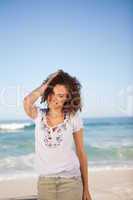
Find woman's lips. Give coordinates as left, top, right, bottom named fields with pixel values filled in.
left=53, top=101, right=58, bottom=105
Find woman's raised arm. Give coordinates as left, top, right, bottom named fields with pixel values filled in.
left=23, top=70, right=61, bottom=119
left=23, top=84, right=47, bottom=119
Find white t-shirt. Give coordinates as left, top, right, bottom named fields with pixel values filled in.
left=33, top=107, right=83, bottom=178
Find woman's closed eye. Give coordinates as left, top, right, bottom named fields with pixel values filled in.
left=56, top=94, right=67, bottom=98
left=59, top=94, right=64, bottom=98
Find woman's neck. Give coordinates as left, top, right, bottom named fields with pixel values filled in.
left=47, top=108, right=63, bottom=118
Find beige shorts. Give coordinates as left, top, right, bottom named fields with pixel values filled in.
left=37, top=176, right=83, bottom=200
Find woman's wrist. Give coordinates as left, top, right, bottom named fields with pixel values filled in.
left=83, top=186, right=89, bottom=191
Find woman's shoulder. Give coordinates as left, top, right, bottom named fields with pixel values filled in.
left=69, top=111, right=83, bottom=132
left=34, top=107, right=47, bottom=119
left=69, top=110, right=83, bottom=122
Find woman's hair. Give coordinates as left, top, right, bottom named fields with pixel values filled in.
left=41, top=69, right=82, bottom=115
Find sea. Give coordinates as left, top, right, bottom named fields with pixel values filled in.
left=0, top=116, right=133, bottom=181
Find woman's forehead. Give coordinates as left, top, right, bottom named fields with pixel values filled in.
left=53, top=84, right=68, bottom=94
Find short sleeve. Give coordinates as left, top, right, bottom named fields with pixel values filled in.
left=72, top=111, right=84, bottom=133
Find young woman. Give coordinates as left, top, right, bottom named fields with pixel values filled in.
left=23, top=70, right=92, bottom=200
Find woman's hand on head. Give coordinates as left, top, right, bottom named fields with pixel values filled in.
left=47, top=70, right=61, bottom=84
left=41, top=70, right=61, bottom=91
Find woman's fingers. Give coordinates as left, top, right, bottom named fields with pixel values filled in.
left=47, top=70, right=61, bottom=84
left=41, top=69, right=62, bottom=90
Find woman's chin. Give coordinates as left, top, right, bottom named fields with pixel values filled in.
left=55, top=104, right=63, bottom=110
left=49, top=102, right=63, bottom=110
left=55, top=105, right=62, bottom=109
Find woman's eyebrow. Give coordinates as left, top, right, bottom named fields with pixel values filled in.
left=57, top=93, right=66, bottom=95
left=53, top=91, right=68, bottom=95
left=55, top=92, right=68, bottom=95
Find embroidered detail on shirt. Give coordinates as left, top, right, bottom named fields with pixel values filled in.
left=40, top=109, right=69, bottom=148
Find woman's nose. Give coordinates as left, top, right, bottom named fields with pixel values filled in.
left=53, top=95, right=58, bottom=101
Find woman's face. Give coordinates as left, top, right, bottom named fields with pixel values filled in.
left=47, top=84, right=69, bottom=110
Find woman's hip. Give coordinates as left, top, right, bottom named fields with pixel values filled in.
left=37, top=176, right=83, bottom=200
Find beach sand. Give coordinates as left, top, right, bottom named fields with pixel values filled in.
left=0, top=168, right=133, bottom=200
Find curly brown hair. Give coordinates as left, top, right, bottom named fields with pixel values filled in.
left=41, top=69, right=82, bottom=116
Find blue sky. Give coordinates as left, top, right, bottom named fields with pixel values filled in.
left=0, top=0, right=132, bottom=120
